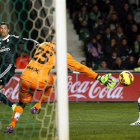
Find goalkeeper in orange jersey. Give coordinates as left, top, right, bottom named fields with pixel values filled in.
left=5, top=42, right=116, bottom=133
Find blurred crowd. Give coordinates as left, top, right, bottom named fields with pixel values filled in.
left=67, top=0, right=140, bottom=70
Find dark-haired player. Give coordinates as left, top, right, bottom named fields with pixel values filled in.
left=0, top=22, right=39, bottom=111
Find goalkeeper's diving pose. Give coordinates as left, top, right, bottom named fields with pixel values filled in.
left=5, top=42, right=116, bottom=133
left=0, top=22, right=39, bottom=111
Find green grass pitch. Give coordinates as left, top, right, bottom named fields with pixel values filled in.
left=0, top=102, right=140, bottom=140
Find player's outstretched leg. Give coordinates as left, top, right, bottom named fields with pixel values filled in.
left=31, top=74, right=55, bottom=114
left=5, top=102, right=25, bottom=133
left=130, top=97, right=140, bottom=125
left=30, top=104, right=41, bottom=114
left=30, top=87, right=53, bottom=114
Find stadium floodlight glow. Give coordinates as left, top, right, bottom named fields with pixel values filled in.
left=55, top=0, right=69, bottom=140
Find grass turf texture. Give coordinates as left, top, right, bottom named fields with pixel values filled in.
left=0, top=102, right=140, bottom=140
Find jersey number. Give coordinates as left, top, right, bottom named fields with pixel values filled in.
left=33, top=47, right=53, bottom=64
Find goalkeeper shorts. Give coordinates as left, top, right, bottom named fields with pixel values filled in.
left=19, top=74, right=55, bottom=103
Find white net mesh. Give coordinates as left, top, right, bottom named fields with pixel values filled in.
left=26, top=0, right=57, bottom=139
left=36, top=96, right=57, bottom=140
left=0, top=0, right=57, bottom=139
left=28, top=0, right=55, bottom=42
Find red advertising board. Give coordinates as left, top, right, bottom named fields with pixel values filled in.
left=68, top=73, right=139, bottom=101
left=1, top=73, right=139, bottom=102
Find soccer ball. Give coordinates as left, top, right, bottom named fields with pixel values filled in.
left=119, top=71, right=134, bottom=86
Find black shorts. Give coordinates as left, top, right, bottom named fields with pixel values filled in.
left=0, top=64, right=16, bottom=87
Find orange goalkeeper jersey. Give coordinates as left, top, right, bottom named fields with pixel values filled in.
left=21, top=42, right=98, bottom=84
left=21, top=42, right=55, bottom=84
left=67, top=53, right=98, bottom=79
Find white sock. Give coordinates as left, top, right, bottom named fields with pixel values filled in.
left=14, top=112, right=21, bottom=120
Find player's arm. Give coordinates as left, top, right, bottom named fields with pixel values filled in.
left=12, top=35, right=39, bottom=46
left=21, top=37, right=39, bottom=45
left=67, top=53, right=116, bottom=89
left=67, top=53, right=98, bottom=79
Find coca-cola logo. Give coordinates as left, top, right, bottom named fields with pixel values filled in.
left=68, top=75, right=124, bottom=100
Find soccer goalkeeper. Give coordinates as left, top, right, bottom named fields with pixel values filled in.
left=5, top=42, right=116, bottom=133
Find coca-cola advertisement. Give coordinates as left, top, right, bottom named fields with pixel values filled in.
left=0, top=73, right=139, bottom=102
left=68, top=73, right=139, bottom=101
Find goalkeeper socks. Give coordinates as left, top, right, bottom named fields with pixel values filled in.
left=33, top=87, right=53, bottom=110
left=10, top=106, right=23, bottom=128
left=0, top=93, right=13, bottom=107
left=10, top=118, right=17, bottom=128
left=34, top=102, right=41, bottom=110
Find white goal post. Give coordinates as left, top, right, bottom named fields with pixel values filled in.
left=55, top=0, right=69, bottom=140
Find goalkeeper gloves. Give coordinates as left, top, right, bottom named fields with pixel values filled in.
left=96, top=73, right=116, bottom=89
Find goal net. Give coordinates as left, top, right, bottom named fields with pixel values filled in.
left=0, top=0, right=69, bottom=140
